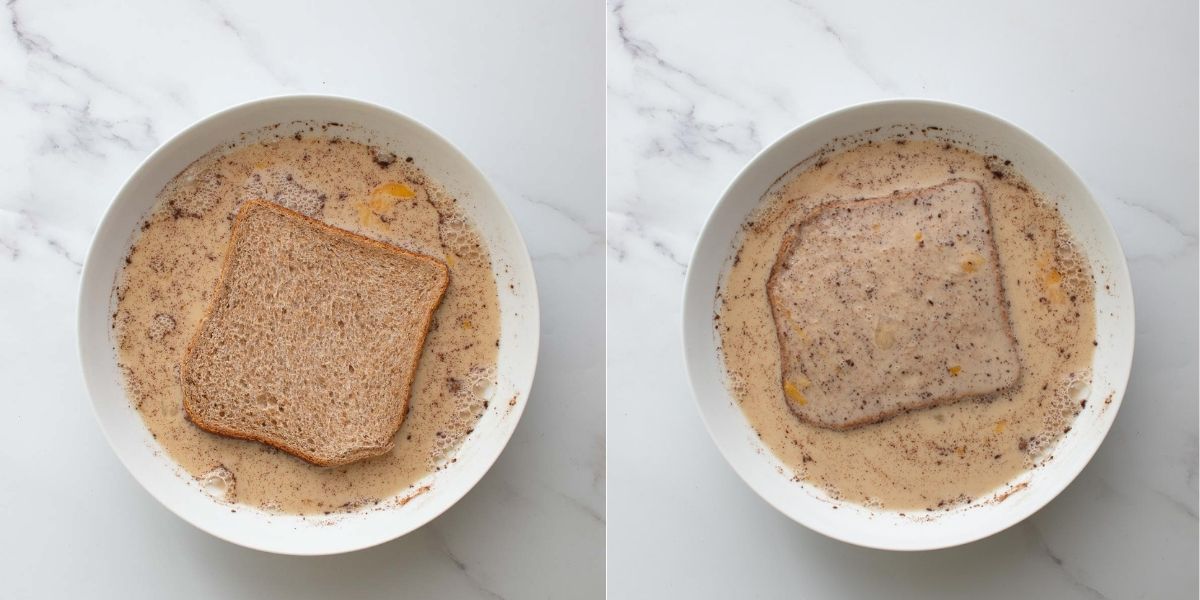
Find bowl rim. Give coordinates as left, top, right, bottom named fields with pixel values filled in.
left=680, top=97, right=1135, bottom=551
left=76, top=93, right=540, bottom=555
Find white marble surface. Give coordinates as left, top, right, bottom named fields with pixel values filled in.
left=0, top=1, right=602, bottom=598
left=607, top=0, right=1197, bottom=598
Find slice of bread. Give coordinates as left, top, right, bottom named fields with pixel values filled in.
left=767, top=179, right=1021, bottom=430
left=181, top=199, right=449, bottom=466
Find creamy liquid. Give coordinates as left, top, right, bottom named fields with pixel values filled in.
left=717, top=137, right=1096, bottom=511
left=113, top=127, right=500, bottom=515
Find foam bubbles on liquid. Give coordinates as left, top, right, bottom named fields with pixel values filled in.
left=240, top=168, right=325, bottom=217
left=1067, top=380, right=1091, bottom=403
left=146, top=313, right=176, bottom=341
left=726, top=373, right=750, bottom=403
left=1052, top=236, right=1091, bottom=309
left=199, top=465, right=236, bottom=502
left=438, top=213, right=488, bottom=267
left=429, top=365, right=496, bottom=465
left=1023, top=369, right=1092, bottom=466
left=167, top=169, right=223, bottom=217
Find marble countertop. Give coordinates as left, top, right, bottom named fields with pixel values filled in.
left=0, top=1, right=602, bottom=598
left=607, top=0, right=1197, bottom=598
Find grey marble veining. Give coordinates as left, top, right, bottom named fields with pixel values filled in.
left=606, top=0, right=1198, bottom=598
left=0, top=1, right=602, bottom=598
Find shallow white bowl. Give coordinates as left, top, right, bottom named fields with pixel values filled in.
left=77, top=95, right=539, bottom=555
left=681, top=99, right=1134, bottom=550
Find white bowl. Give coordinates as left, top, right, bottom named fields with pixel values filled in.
left=681, top=99, right=1134, bottom=550
left=77, top=95, right=539, bottom=555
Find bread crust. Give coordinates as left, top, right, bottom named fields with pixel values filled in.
left=765, top=179, right=1021, bottom=430
left=179, top=199, right=450, bottom=466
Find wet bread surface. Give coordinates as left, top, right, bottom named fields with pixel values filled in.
left=768, top=180, right=1021, bottom=429
left=717, top=137, right=1096, bottom=511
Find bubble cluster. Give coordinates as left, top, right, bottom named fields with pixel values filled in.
left=146, top=313, right=176, bottom=341
left=370, top=146, right=397, bottom=167
left=1067, top=380, right=1091, bottom=403
left=1022, top=369, right=1092, bottom=465
left=1052, top=236, right=1092, bottom=305
left=438, top=213, right=488, bottom=267
left=1022, top=432, right=1053, bottom=458
left=240, top=168, right=325, bottom=217
left=430, top=364, right=495, bottom=465
left=198, top=465, right=236, bottom=501
left=728, top=375, right=750, bottom=403
left=168, top=169, right=224, bottom=217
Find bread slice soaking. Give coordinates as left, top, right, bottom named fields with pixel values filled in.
left=767, top=180, right=1021, bottom=429
left=181, top=199, right=449, bottom=466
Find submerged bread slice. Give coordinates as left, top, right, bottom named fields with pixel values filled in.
left=767, top=179, right=1021, bottom=430
left=181, top=199, right=449, bottom=466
